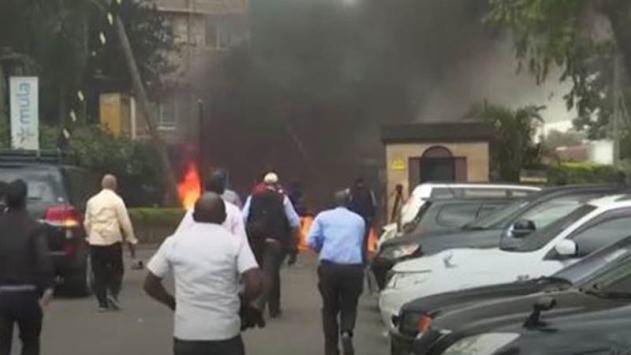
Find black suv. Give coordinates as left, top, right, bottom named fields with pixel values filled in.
left=0, top=151, right=99, bottom=296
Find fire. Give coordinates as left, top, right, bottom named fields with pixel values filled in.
left=177, top=162, right=201, bottom=210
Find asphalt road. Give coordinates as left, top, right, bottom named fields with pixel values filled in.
left=13, top=247, right=389, bottom=355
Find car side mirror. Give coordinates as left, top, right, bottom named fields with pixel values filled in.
left=512, top=219, right=536, bottom=238
left=554, top=240, right=578, bottom=257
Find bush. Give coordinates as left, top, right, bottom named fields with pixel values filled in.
left=129, top=208, right=185, bottom=226
left=67, top=126, right=166, bottom=207
left=547, top=162, right=626, bottom=185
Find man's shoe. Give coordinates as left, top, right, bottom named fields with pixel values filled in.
left=341, top=333, right=354, bottom=355
left=98, top=306, right=109, bottom=313
left=269, top=308, right=282, bottom=319
left=107, top=295, right=121, bottom=311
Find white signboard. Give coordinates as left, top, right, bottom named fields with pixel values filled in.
left=10, top=77, right=39, bottom=150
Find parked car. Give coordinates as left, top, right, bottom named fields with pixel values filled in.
left=371, top=196, right=529, bottom=289
left=0, top=151, right=100, bottom=295
left=398, top=183, right=540, bottom=229
left=411, top=241, right=631, bottom=354
left=372, top=185, right=623, bottom=290
left=379, top=194, right=631, bottom=329
left=390, top=234, right=631, bottom=355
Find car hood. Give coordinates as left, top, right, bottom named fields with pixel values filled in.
left=400, top=277, right=568, bottom=317
left=431, top=289, right=630, bottom=337
left=392, top=247, right=516, bottom=273
left=494, top=304, right=631, bottom=355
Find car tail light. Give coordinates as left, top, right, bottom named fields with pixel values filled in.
left=417, top=314, right=433, bottom=334
left=45, top=205, right=81, bottom=228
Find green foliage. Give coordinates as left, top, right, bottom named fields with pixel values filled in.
left=128, top=208, right=185, bottom=226
left=468, top=101, right=544, bottom=182
left=547, top=162, right=626, bottom=185
left=67, top=126, right=165, bottom=206
left=486, top=0, right=622, bottom=139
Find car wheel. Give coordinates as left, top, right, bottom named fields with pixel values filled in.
left=67, top=256, right=94, bottom=297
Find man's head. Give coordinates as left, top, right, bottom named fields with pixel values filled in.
left=334, top=189, right=351, bottom=208
left=205, top=169, right=228, bottom=195
left=6, top=179, right=27, bottom=209
left=193, top=192, right=226, bottom=224
left=102, top=174, right=118, bottom=191
left=263, top=172, right=279, bottom=185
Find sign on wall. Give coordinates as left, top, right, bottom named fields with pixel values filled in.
left=10, top=77, right=39, bottom=150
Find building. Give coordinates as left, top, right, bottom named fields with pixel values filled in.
left=99, top=0, right=248, bottom=144
left=381, top=122, right=494, bottom=216
left=150, top=0, right=248, bottom=143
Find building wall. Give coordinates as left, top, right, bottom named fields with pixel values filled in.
left=147, top=0, right=248, bottom=144
left=385, top=141, right=490, bottom=219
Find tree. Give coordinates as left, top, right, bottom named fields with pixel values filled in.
left=467, top=101, right=544, bottom=182
left=486, top=0, right=631, bottom=140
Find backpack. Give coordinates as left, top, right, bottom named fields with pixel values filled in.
left=246, top=189, right=288, bottom=244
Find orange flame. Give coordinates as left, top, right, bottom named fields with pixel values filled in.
left=177, top=162, right=201, bottom=210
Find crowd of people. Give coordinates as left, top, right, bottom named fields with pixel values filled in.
left=0, top=170, right=378, bottom=355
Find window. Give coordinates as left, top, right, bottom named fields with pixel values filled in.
left=570, top=213, right=631, bottom=256
left=205, top=17, right=218, bottom=48
left=158, top=98, right=176, bottom=130
left=477, top=203, right=508, bottom=219
left=521, top=193, right=604, bottom=230
left=435, top=204, right=482, bottom=228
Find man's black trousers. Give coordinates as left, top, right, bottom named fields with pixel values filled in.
left=0, top=290, right=43, bottom=355
left=317, top=261, right=364, bottom=355
left=90, top=243, right=124, bottom=307
left=252, top=240, right=285, bottom=314
left=174, top=336, right=245, bottom=355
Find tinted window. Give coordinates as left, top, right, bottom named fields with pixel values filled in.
left=435, top=203, right=482, bottom=227
left=0, top=167, right=65, bottom=204
left=477, top=203, right=507, bottom=218
left=555, top=244, right=631, bottom=285
left=519, top=193, right=603, bottom=230
left=593, top=255, right=631, bottom=294
left=464, top=200, right=530, bottom=230
left=509, top=205, right=596, bottom=252
left=570, top=213, right=631, bottom=256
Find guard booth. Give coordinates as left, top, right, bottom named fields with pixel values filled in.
left=381, top=122, right=494, bottom=218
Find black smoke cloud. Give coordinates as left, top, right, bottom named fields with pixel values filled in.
left=200, top=0, right=547, bottom=210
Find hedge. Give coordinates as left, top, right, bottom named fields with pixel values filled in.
left=547, top=163, right=627, bottom=185
left=129, top=208, right=186, bottom=226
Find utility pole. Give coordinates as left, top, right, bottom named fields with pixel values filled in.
left=113, top=15, right=179, bottom=205
left=613, top=51, right=623, bottom=167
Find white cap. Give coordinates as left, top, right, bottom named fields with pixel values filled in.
left=264, top=172, right=279, bottom=184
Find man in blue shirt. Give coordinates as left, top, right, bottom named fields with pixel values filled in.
left=308, top=190, right=365, bottom=355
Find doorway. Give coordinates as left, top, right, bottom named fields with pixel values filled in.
left=420, top=146, right=456, bottom=182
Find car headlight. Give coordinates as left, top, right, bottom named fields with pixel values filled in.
left=387, top=271, right=431, bottom=289
left=399, top=312, right=433, bottom=337
left=381, top=244, right=421, bottom=259
left=442, top=333, right=520, bottom=355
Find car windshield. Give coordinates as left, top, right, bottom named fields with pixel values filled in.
left=555, top=244, right=631, bottom=285
left=503, top=204, right=597, bottom=253
left=464, top=199, right=529, bottom=230
left=0, top=167, right=66, bottom=204
left=586, top=254, right=631, bottom=297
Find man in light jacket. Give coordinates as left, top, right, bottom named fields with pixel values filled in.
left=84, top=174, right=137, bottom=312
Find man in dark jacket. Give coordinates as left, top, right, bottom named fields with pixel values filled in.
left=243, top=172, right=300, bottom=319
left=0, top=180, right=54, bottom=355
left=348, top=178, right=377, bottom=263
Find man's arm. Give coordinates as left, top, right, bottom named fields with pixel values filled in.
left=241, top=268, right=263, bottom=302
left=32, top=225, right=55, bottom=309
left=306, top=216, right=324, bottom=253
left=143, top=272, right=175, bottom=311
left=116, top=198, right=138, bottom=258
left=241, top=196, right=252, bottom=221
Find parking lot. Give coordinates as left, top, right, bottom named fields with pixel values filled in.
left=21, top=248, right=388, bottom=355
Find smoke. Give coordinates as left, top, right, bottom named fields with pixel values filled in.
left=202, top=0, right=574, bottom=209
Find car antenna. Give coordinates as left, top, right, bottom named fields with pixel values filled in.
left=523, top=296, right=557, bottom=329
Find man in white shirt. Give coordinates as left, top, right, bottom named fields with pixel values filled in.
left=144, top=193, right=262, bottom=355
left=84, top=174, right=137, bottom=312
left=174, top=170, right=246, bottom=241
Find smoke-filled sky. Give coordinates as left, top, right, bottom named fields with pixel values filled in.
left=204, top=0, right=574, bottom=208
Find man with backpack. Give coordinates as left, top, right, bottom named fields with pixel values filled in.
left=243, top=172, right=300, bottom=319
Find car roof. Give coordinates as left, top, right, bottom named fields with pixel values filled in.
left=411, top=183, right=541, bottom=197
left=425, top=197, right=518, bottom=203
left=588, top=194, right=631, bottom=209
